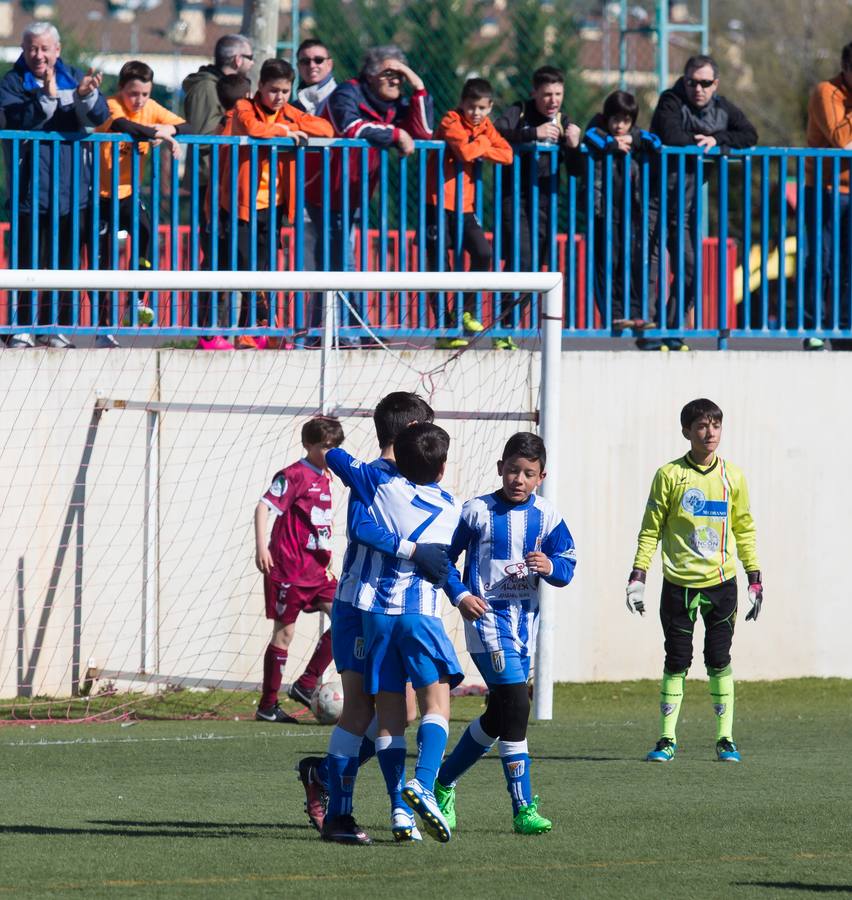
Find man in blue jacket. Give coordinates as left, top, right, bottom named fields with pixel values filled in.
left=0, top=22, right=109, bottom=348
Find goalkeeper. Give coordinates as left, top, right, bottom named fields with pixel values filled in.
left=626, top=398, right=763, bottom=763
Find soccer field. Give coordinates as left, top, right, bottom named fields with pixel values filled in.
left=1, top=680, right=849, bottom=900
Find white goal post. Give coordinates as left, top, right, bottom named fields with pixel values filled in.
left=1, top=269, right=564, bottom=720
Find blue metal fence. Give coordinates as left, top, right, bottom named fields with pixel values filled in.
left=1, top=129, right=851, bottom=347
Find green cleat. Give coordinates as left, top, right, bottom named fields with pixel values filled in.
left=512, top=796, right=552, bottom=835
left=492, top=336, right=519, bottom=351
left=434, top=780, right=457, bottom=830
left=462, top=311, right=485, bottom=333
left=435, top=336, right=469, bottom=350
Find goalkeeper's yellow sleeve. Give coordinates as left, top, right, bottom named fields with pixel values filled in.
left=632, top=454, right=760, bottom=589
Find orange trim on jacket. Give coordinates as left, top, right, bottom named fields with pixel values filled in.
left=221, top=95, right=333, bottom=222
left=426, top=109, right=513, bottom=213
left=806, top=74, right=852, bottom=192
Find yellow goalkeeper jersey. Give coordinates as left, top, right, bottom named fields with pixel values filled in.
left=632, top=453, right=759, bottom=588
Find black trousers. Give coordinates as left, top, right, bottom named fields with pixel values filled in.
left=499, top=203, right=552, bottom=329
left=660, top=577, right=737, bottom=674
left=593, top=217, right=646, bottom=323
left=14, top=209, right=88, bottom=327
left=425, top=206, right=492, bottom=326
left=97, top=196, right=152, bottom=327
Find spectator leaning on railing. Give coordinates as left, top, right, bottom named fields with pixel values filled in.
left=0, top=21, right=109, bottom=349
left=649, top=54, right=758, bottom=352
left=803, top=41, right=852, bottom=352
left=494, top=65, right=583, bottom=349
left=305, top=45, right=433, bottom=345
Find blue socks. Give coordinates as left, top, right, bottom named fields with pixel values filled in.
left=375, top=734, right=407, bottom=809
left=317, top=714, right=378, bottom=788
left=437, top=716, right=496, bottom=786
left=414, top=713, right=449, bottom=789
left=325, top=726, right=363, bottom=818
left=499, top=739, right=532, bottom=815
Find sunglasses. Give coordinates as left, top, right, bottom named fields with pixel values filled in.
left=377, top=69, right=403, bottom=81
left=686, top=77, right=716, bottom=89
left=299, top=55, right=329, bottom=65
left=240, top=53, right=254, bottom=60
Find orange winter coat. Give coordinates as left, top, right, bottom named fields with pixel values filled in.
left=427, top=109, right=513, bottom=213
left=221, top=95, right=333, bottom=222
left=806, top=74, right=852, bottom=192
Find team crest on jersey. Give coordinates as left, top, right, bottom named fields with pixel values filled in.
left=506, top=759, right=525, bottom=777
left=681, top=488, right=705, bottom=514
left=490, top=650, right=506, bottom=673
left=270, top=476, right=287, bottom=497
left=660, top=702, right=677, bottom=716
left=689, top=526, right=721, bottom=557
left=713, top=703, right=726, bottom=717
left=354, top=637, right=365, bottom=660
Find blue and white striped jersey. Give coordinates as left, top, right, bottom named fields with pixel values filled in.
left=445, top=491, right=577, bottom=656
left=335, top=457, right=411, bottom=607
left=326, top=447, right=462, bottom=617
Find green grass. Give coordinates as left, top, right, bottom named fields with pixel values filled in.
left=1, top=680, right=851, bottom=899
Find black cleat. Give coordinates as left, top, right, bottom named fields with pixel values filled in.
left=297, top=755, right=328, bottom=832
left=287, top=681, right=314, bottom=710
left=320, top=814, right=373, bottom=845
left=255, top=703, right=298, bottom=724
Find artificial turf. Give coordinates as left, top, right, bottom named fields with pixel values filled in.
left=1, top=679, right=850, bottom=899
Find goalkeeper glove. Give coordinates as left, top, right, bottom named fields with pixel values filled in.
left=626, top=568, right=647, bottom=616
left=411, top=543, right=449, bottom=586
left=745, top=571, right=763, bottom=622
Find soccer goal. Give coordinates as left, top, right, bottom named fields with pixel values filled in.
left=0, top=269, right=563, bottom=722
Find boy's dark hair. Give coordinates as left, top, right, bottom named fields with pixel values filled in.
left=842, top=42, right=852, bottom=72
left=373, top=392, right=435, bottom=449
left=461, top=77, right=493, bottom=102
left=680, top=398, right=723, bottom=430
left=532, top=65, right=564, bottom=89
left=394, top=423, right=449, bottom=485
left=684, top=54, right=719, bottom=79
left=602, top=90, right=638, bottom=125
left=259, top=58, right=295, bottom=85
left=301, top=416, right=344, bottom=447
left=297, top=38, right=329, bottom=57
left=501, top=432, right=546, bottom=469
left=217, top=73, right=251, bottom=110
left=118, top=60, right=154, bottom=87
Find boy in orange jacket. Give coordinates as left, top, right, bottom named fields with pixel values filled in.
left=426, top=77, right=512, bottom=349
left=219, top=58, right=333, bottom=346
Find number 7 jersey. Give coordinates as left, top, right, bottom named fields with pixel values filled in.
left=325, top=447, right=462, bottom=617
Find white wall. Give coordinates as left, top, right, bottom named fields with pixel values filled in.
left=0, top=348, right=844, bottom=699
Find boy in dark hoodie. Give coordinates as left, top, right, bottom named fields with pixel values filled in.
left=584, top=90, right=661, bottom=343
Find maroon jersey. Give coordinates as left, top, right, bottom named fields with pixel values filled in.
left=261, top=458, right=334, bottom=586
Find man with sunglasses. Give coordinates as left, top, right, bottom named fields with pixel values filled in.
left=647, top=55, right=757, bottom=350
left=293, top=39, right=336, bottom=116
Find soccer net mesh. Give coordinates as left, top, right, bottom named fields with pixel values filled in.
left=0, top=281, right=549, bottom=724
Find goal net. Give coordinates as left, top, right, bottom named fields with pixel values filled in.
left=0, top=270, right=562, bottom=724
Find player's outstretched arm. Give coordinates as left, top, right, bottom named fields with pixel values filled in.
left=348, top=499, right=449, bottom=584
left=626, top=568, right=646, bottom=615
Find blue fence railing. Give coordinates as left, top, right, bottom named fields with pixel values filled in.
left=1, top=130, right=851, bottom=347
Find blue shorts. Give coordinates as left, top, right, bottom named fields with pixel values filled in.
left=471, top=647, right=530, bottom=686
left=331, top=600, right=366, bottom=675
left=362, top=613, right=463, bottom=695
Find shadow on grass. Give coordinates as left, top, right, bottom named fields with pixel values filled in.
left=0, top=821, right=314, bottom=840
left=734, top=883, right=852, bottom=894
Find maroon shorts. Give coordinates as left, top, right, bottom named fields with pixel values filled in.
left=264, top=576, right=337, bottom=624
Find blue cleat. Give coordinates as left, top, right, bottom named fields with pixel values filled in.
left=402, top=778, right=451, bottom=843
left=646, top=737, right=677, bottom=762
left=716, top=738, right=741, bottom=762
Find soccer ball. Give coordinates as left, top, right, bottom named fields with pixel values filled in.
left=310, top=681, right=344, bottom=725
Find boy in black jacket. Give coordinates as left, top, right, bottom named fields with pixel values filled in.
left=584, top=90, right=661, bottom=344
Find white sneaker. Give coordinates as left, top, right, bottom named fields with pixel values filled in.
left=391, top=807, right=422, bottom=842
left=35, top=333, right=75, bottom=349
left=401, top=778, right=451, bottom=842
left=95, top=334, right=120, bottom=349
left=8, top=332, right=34, bottom=348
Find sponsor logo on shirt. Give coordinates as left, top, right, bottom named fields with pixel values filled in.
left=270, top=475, right=287, bottom=497
left=310, top=506, right=333, bottom=526
left=689, top=526, right=721, bottom=558
left=682, top=489, right=728, bottom=519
